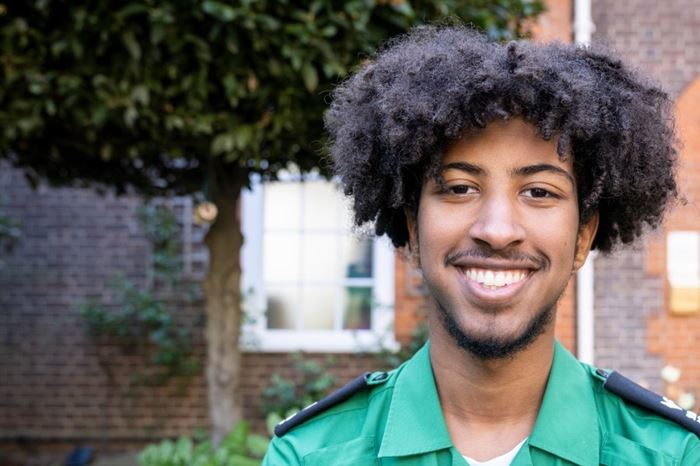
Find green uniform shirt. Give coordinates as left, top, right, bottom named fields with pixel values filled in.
left=263, top=341, right=700, bottom=465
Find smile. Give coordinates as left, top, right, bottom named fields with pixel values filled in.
left=462, top=267, right=529, bottom=289
left=455, top=265, right=535, bottom=304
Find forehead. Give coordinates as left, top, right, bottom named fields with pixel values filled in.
left=441, top=118, right=570, bottom=172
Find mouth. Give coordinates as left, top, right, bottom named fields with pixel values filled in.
left=456, top=266, right=534, bottom=303
left=461, top=267, right=530, bottom=289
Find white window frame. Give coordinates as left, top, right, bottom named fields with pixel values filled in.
left=240, top=174, right=398, bottom=353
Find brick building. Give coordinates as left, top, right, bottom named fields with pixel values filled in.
left=1, top=1, right=699, bottom=464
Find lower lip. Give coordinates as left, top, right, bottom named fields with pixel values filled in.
left=457, top=269, right=532, bottom=303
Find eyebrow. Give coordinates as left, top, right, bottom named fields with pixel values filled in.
left=442, top=162, right=485, bottom=175
left=441, top=162, right=575, bottom=186
left=510, top=163, right=575, bottom=186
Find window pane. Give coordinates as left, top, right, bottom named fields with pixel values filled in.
left=302, top=234, right=339, bottom=282
left=343, top=237, right=373, bottom=278
left=265, top=182, right=301, bottom=230
left=263, top=233, right=300, bottom=283
left=303, top=180, right=340, bottom=230
left=302, top=286, right=335, bottom=330
left=343, top=287, right=372, bottom=330
left=267, top=286, right=298, bottom=329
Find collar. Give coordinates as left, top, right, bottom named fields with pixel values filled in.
left=377, top=340, right=600, bottom=464
left=527, top=341, right=600, bottom=466
left=378, top=341, right=453, bottom=457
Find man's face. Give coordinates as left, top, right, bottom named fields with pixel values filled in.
left=410, top=118, right=598, bottom=359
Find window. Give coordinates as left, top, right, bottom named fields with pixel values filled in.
left=241, top=174, right=397, bottom=352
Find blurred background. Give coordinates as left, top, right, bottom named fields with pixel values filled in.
left=1, top=1, right=699, bottom=465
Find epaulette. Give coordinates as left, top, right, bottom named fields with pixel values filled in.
left=598, top=369, right=700, bottom=437
left=274, top=371, right=389, bottom=437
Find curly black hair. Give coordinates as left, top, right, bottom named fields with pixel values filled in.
left=325, top=26, right=678, bottom=252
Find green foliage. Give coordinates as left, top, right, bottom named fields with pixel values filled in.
left=262, top=354, right=336, bottom=422
left=138, top=421, right=268, bottom=466
left=137, top=203, right=182, bottom=285
left=0, top=0, right=544, bottom=195
left=81, top=203, right=200, bottom=384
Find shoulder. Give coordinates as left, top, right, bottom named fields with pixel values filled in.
left=585, top=364, right=700, bottom=464
left=263, top=368, right=400, bottom=465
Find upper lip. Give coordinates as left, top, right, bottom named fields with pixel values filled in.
left=448, top=257, right=541, bottom=271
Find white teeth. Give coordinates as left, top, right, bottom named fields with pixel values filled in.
left=463, top=268, right=528, bottom=288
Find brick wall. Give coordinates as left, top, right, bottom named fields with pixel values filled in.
left=592, top=0, right=700, bottom=395
left=646, top=78, right=700, bottom=401
left=0, top=165, right=381, bottom=465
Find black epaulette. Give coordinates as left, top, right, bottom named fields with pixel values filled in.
left=598, top=369, right=700, bottom=437
left=274, top=371, right=389, bottom=437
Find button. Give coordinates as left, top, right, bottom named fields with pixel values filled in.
left=366, top=371, right=389, bottom=385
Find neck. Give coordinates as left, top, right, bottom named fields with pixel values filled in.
left=428, top=311, right=555, bottom=460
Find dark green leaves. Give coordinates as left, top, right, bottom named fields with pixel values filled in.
left=0, top=0, right=543, bottom=195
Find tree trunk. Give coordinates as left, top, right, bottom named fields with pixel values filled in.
left=203, top=167, right=245, bottom=446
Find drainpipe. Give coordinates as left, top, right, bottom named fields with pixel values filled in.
left=574, top=0, right=596, bottom=364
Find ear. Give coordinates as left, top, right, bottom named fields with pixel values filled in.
left=404, top=207, right=420, bottom=266
left=573, top=212, right=599, bottom=270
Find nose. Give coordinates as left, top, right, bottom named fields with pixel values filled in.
left=468, top=195, right=526, bottom=251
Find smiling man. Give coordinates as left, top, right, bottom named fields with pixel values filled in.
left=263, top=27, right=700, bottom=465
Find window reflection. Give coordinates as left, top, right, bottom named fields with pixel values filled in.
left=344, top=237, right=373, bottom=278
left=302, top=286, right=336, bottom=330
left=262, top=179, right=375, bottom=332
left=267, top=286, right=298, bottom=329
left=343, top=287, right=372, bottom=330
left=302, top=234, right=339, bottom=281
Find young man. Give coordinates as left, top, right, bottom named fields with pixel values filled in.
left=263, top=27, right=700, bottom=465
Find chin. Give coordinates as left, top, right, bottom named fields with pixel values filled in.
left=437, top=301, right=553, bottom=360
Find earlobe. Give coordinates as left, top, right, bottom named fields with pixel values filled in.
left=574, top=212, right=599, bottom=270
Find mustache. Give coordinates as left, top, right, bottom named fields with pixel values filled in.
left=444, top=247, right=547, bottom=269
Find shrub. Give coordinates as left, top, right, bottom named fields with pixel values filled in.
left=138, top=421, right=268, bottom=466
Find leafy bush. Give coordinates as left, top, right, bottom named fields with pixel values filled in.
left=80, top=202, right=200, bottom=385
left=262, top=354, right=336, bottom=433
left=138, top=422, right=268, bottom=466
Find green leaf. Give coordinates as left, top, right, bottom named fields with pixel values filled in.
left=222, top=421, right=249, bottom=453
left=266, top=412, right=282, bottom=437
left=121, top=31, right=142, bottom=61
left=225, top=455, right=259, bottom=466
left=233, top=125, right=253, bottom=149
left=211, top=133, right=234, bottom=155
left=246, top=434, right=269, bottom=457
left=301, top=63, right=318, bottom=92
left=116, top=3, right=150, bottom=19
left=124, top=106, right=138, bottom=127
left=131, top=85, right=150, bottom=106
left=202, top=1, right=239, bottom=22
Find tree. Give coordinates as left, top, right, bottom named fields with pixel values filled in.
left=0, top=0, right=543, bottom=443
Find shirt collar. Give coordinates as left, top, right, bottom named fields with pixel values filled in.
left=527, top=341, right=600, bottom=466
left=378, top=341, right=453, bottom=457
left=378, top=340, right=600, bottom=464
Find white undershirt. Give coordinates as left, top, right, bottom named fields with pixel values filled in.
left=463, top=438, right=528, bottom=466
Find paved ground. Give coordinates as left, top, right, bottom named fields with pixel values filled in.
left=92, top=453, right=139, bottom=466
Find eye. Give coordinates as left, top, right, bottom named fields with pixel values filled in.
left=522, top=187, right=557, bottom=199
left=448, top=184, right=478, bottom=195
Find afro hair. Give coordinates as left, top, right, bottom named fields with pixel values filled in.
left=325, top=26, right=678, bottom=253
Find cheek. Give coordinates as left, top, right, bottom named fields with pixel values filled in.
left=417, top=203, right=464, bottom=251
left=525, top=207, right=579, bottom=252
